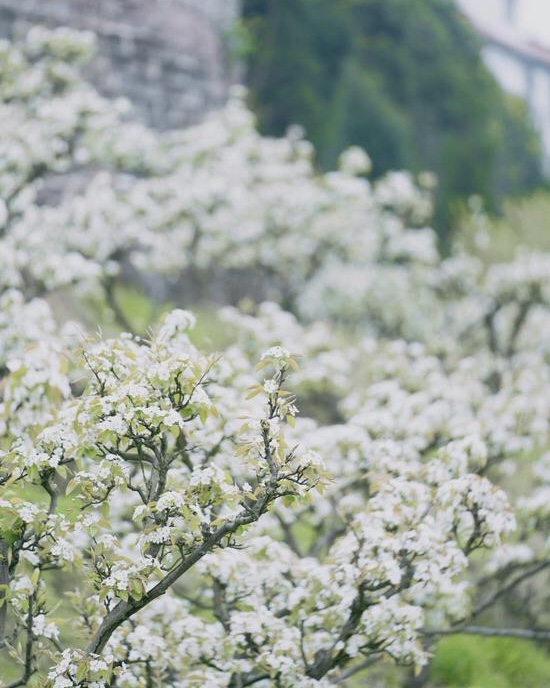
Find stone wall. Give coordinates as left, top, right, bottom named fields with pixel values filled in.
left=0, top=0, right=241, bottom=129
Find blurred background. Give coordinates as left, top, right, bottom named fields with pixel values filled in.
left=1, top=0, right=550, bottom=249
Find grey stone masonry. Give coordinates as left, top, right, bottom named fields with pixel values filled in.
left=0, top=0, right=241, bottom=129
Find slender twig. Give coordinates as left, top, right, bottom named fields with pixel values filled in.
left=333, top=654, right=382, bottom=683
left=0, top=540, right=9, bottom=642
left=472, top=561, right=550, bottom=619
left=103, top=278, right=133, bottom=332
left=6, top=593, right=35, bottom=688
left=424, top=626, right=550, bottom=641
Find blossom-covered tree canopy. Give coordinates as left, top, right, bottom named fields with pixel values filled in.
left=0, top=28, right=549, bottom=688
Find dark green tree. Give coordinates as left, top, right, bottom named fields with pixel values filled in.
left=241, top=0, right=543, bottom=240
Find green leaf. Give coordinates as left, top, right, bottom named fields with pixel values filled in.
left=130, top=578, right=144, bottom=601
left=76, top=660, right=89, bottom=683
left=245, top=385, right=263, bottom=399
left=199, top=406, right=209, bottom=425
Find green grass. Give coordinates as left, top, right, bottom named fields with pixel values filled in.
left=430, top=635, right=550, bottom=688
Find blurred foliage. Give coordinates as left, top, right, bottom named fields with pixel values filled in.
left=455, top=190, right=550, bottom=263
left=241, top=0, right=543, bottom=241
left=112, top=285, right=232, bottom=352
left=430, top=635, right=550, bottom=687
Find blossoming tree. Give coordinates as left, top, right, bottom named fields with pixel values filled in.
left=1, top=28, right=550, bottom=688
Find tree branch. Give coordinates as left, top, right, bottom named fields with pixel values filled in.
left=87, top=498, right=273, bottom=656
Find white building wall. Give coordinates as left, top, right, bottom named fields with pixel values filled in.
left=483, top=46, right=528, bottom=97
left=457, top=0, right=510, bottom=26
left=457, top=0, right=550, bottom=173
left=514, top=0, right=550, bottom=45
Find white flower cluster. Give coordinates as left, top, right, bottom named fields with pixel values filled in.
left=1, top=26, right=550, bottom=688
